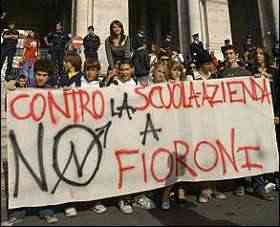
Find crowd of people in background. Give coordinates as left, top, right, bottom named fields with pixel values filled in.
left=1, top=20, right=279, bottom=225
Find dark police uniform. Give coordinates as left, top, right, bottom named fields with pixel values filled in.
left=0, top=28, right=19, bottom=80
left=83, top=33, right=101, bottom=62
left=132, top=31, right=150, bottom=80
left=46, top=31, right=70, bottom=78
left=190, top=40, right=205, bottom=65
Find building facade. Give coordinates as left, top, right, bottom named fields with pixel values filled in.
left=2, top=0, right=279, bottom=71
left=71, top=0, right=279, bottom=70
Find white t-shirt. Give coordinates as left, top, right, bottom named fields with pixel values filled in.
left=117, top=79, right=137, bottom=88
left=81, top=76, right=101, bottom=88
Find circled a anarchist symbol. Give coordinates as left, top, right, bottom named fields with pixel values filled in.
left=51, top=125, right=103, bottom=194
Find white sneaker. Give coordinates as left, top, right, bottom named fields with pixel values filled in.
left=92, top=203, right=107, bottom=214
left=118, top=200, right=133, bottom=214
left=65, top=207, right=77, bottom=217
left=43, top=215, right=59, bottom=224
left=213, top=191, right=227, bottom=200
left=198, top=189, right=212, bottom=203
left=178, top=188, right=186, bottom=200
left=265, top=183, right=276, bottom=193
left=133, top=195, right=155, bottom=210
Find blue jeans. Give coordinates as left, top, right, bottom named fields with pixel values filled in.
left=20, top=59, right=34, bottom=82
left=37, top=208, right=55, bottom=218
left=252, top=175, right=266, bottom=193
left=10, top=207, right=55, bottom=219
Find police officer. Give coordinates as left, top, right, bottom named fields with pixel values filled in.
left=160, top=33, right=184, bottom=64
left=243, top=34, right=256, bottom=67
left=190, top=33, right=205, bottom=66
left=0, top=22, right=19, bottom=81
left=44, top=22, right=71, bottom=80
left=162, top=33, right=175, bottom=53
left=221, top=39, right=231, bottom=56
left=132, top=30, right=150, bottom=83
left=243, top=34, right=256, bottom=54
left=83, top=25, right=101, bottom=62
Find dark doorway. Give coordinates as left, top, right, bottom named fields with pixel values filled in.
left=1, top=0, right=72, bottom=37
left=228, top=0, right=262, bottom=54
left=129, top=0, right=179, bottom=49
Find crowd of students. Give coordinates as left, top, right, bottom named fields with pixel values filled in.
left=2, top=19, right=280, bottom=225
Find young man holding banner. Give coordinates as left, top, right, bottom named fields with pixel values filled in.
left=218, top=45, right=252, bottom=79
left=4, top=59, right=59, bottom=225
left=219, top=45, right=276, bottom=200
left=248, top=47, right=279, bottom=198
left=81, top=59, right=108, bottom=214
left=194, top=52, right=227, bottom=204
left=115, top=59, right=156, bottom=214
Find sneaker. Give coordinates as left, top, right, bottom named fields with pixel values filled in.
left=118, top=200, right=133, bottom=214
left=178, top=188, right=186, bottom=201
left=133, top=195, right=155, bottom=210
left=213, top=191, right=227, bottom=200
left=91, top=203, right=107, bottom=214
left=43, top=215, right=59, bottom=224
left=65, top=207, right=77, bottom=217
left=234, top=186, right=245, bottom=197
left=198, top=189, right=212, bottom=203
left=265, top=183, right=276, bottom=193
left=161, top=200, right=171, bottom=210
left=1, top=217, right=23, bottom=226
left=198, top=193, right=211, bottom=203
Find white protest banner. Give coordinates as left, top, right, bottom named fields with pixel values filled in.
left=7, top=77, right=279, bottom=209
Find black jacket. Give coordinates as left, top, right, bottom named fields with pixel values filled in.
left=47, top=31, right=70, bottom=51
left=132, top=47, right=150, bottom=78
left=59, top=72, right=83, bottom=88
left=83, top=34, right=101, bottom=55
left=190, top=41, right=205, bottom=64
left=2, top=29, right=19, bottom=48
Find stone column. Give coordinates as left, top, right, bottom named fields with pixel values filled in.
left=205, top=0, right=232, bottom=60
left=71, top=0, right=77, bottom=34
left=272, top=0, right=279, bottom=41
left=76, top=0, right=91, bottom=36
left=187, top=0, right=203, bottom=41
left=200, top=0, right=209, bottom=48
left=257, top=0, right=267, bottom=48
left=93, top=0, right=129, bottom=73
left=177, top=0, right=184, bottom=54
